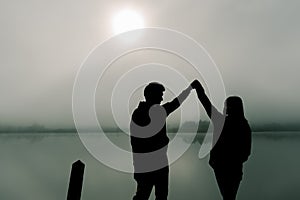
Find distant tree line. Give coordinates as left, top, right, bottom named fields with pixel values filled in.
left=0, top=124, right=76, bottom=133
left=249, top=122, right=300, bottom=132
left=0, top=121, right=300, bottom=133
left=167, top=120, right=210, bottom=133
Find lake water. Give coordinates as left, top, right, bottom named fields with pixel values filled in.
left=0, top=132, right=300, bottom=200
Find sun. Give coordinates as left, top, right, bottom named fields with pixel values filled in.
left=112, top=9, right=145, bottom=34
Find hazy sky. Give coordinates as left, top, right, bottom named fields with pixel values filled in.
left=0, top=0, right=299, bottom=128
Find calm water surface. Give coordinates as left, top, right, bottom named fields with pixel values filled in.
left=0, top=132, right=299, bottom=200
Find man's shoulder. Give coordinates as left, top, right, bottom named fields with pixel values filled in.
left=131, top=104, right=149, bottom=125
left=131, top=107, right=139, bottom=116
left=131, top=108, right=140, bottom=122
left=149, top=104, right=166, bottom=118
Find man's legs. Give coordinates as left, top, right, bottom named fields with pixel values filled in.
left=154, top=167, right=169, bottom=200
left=133, top=173, right=153, bottom=200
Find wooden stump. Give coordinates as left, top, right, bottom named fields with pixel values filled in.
left=67, top=160, right=85, bottom=200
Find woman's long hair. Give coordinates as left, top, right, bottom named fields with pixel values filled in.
left=224, top=96, right=245, bottom=118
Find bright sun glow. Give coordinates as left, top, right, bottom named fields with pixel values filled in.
left=113, top=10, right=145, bottom=34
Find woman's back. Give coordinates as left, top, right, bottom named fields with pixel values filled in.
left=209, top=116, right=251, bottom=168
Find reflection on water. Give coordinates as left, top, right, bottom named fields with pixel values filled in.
left=0, top=132, right=300, bottom=200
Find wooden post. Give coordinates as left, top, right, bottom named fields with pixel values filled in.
left=67, top=160, right=85, bottom=200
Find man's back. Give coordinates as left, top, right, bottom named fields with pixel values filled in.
left=130, top=101, right=169, bottom=160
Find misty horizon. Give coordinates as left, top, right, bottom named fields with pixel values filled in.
left=1, top=120, right=300, bottom=133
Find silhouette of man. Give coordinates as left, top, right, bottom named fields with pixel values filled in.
left=130, top=82, right=194, bottom=200
left=192, top=80, right=252, bottom=200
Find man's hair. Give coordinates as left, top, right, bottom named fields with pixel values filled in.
left=144, top=82, right=165, bottom=100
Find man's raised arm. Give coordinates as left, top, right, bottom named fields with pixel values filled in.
left=162, top=84, right=193, bottom=116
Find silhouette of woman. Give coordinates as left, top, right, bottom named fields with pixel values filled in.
left=192, top=80, right=252, bottom=200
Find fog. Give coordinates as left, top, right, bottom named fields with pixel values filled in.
left=0, top=0, right=299, bottom=128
